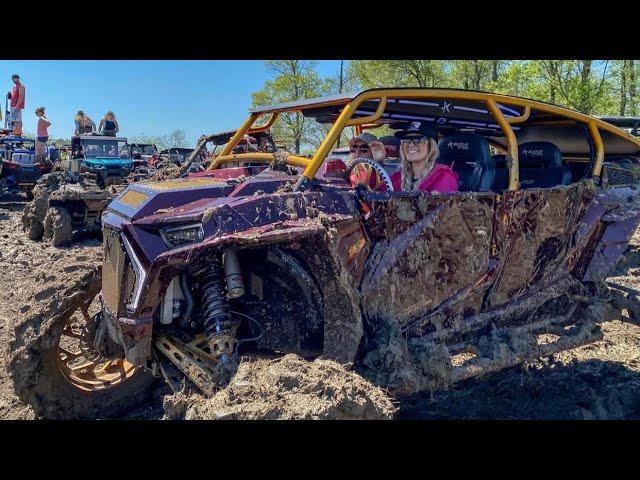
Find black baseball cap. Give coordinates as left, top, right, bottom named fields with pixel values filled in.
left=11, top=74, right=19, bottom=79
left=394, top=121, right=437, bottom=139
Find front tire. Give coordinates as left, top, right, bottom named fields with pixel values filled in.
left=5, top=257, right=156, bottom=419
left=22, top=203, right=44, bottom=240
left=44, top=206, right=73, bottom=246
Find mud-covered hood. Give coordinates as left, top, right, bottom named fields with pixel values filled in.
left=106, top=177, right=235, bottom=222
left=105, top=170, right=304, bottom=222
left=103, top=175, right=359, bottom=265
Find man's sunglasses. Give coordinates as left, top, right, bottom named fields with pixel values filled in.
left=350, top=145, right=370, bottom=152
left=400, top=136, right=429, bottom=146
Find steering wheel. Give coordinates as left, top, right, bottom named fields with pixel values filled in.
left=346, top=157, right=395, bottom=192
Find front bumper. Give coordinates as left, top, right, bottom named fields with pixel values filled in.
left=81, top=163, right=133, bottom=184
left=102, top=226, right=153, bottom=365
left=15, top=166, right=44, bottom=188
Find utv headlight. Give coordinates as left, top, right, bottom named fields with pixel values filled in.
left=160, top=224, right=204, bottom=248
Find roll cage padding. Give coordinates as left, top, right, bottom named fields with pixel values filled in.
left=437, top=134, right=495, bottom=192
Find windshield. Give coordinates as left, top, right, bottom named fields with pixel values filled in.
left=132, top=144, right=157, bottom=155
left=1, top=140, right=35, bottom=150
left=82, top=139, right=130, bottom=159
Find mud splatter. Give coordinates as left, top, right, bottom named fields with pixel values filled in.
left=163, top=354, right=397, bottom=420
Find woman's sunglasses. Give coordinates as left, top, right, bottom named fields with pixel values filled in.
left=401, top=136, right=428, bottom=146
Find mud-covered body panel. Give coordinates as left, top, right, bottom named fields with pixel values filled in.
left=360, top=192, right=494, bottom=326
left=102, top=171, right=640, bottom=384
left=486, top=182, right=595, bottom=308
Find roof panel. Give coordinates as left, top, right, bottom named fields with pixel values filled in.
left=251, top=91, right=360, bottom=114
left=249, top=88, right=640, bottom=155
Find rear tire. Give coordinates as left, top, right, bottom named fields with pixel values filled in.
left=44, top=206, right=73, bottom=246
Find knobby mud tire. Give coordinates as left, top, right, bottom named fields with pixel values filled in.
left=22, top=203, right=44, bottom=241
left=5, top=255, right=156, bottom=419
left=44, top=206, right=73, bottom=247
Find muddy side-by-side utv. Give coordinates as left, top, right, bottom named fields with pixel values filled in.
left=0, top=135, right=51, bottom=197
left=8, top=88, right=640, bottom=418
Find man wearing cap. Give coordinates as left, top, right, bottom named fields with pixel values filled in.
left=7, top=74, right=26, bottom=136
left=391, top=121, right=458, bottom=193
left=347, top=132, right=387, bottom=164
left=347, top=132, right=390, bottom=191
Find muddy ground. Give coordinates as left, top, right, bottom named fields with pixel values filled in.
left=1, top=195, right=639, bottom=420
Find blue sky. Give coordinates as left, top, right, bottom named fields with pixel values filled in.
left=0, top=60, right=342, bottom=145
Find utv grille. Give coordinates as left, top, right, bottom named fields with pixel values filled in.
left=102, top=228, right=136, bottom=316
left=603, top=163, right=636, bottom=188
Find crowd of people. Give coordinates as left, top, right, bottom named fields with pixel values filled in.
left=3, top=73, right=121, bottom=162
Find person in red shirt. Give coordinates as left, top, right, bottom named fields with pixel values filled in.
left=7, top=74, right=26, bottom=136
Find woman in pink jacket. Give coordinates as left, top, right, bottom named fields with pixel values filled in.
left=390, top=122, right=458, bottom=193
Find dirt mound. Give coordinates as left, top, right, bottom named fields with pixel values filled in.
left=163, top=354, right=397, bottom=420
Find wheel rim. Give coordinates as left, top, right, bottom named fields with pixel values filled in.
left=57, top=296, right=138, bottom=392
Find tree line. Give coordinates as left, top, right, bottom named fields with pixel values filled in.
left=251, top=60, right=640, bottom=154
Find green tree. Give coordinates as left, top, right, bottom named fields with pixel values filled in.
left=130, top=129, right=190, bottom=150
left=447, top=60, right=495, bottom=90
left=162, top=129, right=188, bottom=148
left=537, top=60, right=613, bottom=114
left=252, top=60, right=324, bottom=154
left=348, top=60, right=447, bottom=88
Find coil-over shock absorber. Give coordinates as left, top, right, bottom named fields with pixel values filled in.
left=200, top=254, right=238, bottom=364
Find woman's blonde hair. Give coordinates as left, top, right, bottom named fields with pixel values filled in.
left=76, top=112, right=92, bottom=125
left=399, top=137, right=439, bottom=191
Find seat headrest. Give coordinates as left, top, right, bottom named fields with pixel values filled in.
left=378, top=135, right=400, bottom=159
left=518, top=142, right=562, bottom=168
left=438, top=134, right=491, bottom=167
left=492, top=154, right=507, bottom=168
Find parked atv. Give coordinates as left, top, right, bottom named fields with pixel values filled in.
left=0, top=135, right=52, bottom=197
left=156, top=147, right=194, bottom=167
left=10, top=88, right=640, bottom=419
left=129, top=142, right=159, bottom=178
left=21, top=170, right=124, bottom=246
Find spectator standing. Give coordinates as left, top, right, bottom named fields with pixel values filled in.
left=35, top=107, right=51, bottom=161
left=7, top=74, right=26, bottom=136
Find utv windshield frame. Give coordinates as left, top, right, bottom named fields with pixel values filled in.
left=208, top=88, right=640, bottom=191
